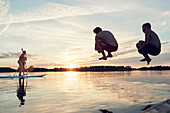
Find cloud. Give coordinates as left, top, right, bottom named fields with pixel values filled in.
left=114, top=49, right=136, bottom=57
left=6, top=0, right=143, bottom=24
left=10, top=3, right=108, bottom=23
left=0, top=0, right=11, bottom=36
left=161, top=21, right=166, bottom=26
left=0, top=0, right=170, bottom=68
left=34, top=63, right=64, bottom=67
left=104, top=56, right=142, bottom=67
left=0, top=52, right=38, bottom=60
left=113, top=39, right=138, bottom=57
left=162, top=41, right=170, bottom=45
left=0, top=0, right=10, bottom=18
left=162, top=11, right=170, bottom=16
left=69, top=48, right=85, bottom=52
left=0, top=15, right=12, bottom=36
left=27, top=53, right=39, bottom=60
left=0, top=52, right=20, bottom=58
left=121, top=39, right=138, bottom=46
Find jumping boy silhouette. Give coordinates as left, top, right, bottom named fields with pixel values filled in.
left=136, top=23, right=161, bottom=65
left=93, top=27, right=118, bottom=60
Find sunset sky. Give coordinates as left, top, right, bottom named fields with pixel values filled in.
left=0, top=0, right=170, bottom=68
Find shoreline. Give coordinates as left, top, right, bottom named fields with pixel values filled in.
left=0, top=65, right=170, bottom=72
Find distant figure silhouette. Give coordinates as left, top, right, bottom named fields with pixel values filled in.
left=17, top=78, right=27, bottom=107
left=136, top=23, right=161, bottom=65
left=93, top=27, right=118, bottom=60
left=18, top=48, right=27, bottom=76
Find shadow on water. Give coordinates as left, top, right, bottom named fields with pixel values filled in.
left=16, top=78, right=27, bottom=107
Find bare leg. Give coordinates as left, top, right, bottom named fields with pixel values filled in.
left=19, top=63, right=24, bottom=76
left=107, top=52, right=113, bottom=58
left=22, top=69, right=24, bottom=75
left=97, top=41, right=107, bottom=60
left=18, top=63, right=22, bottom=76
left=99, top=50, right=107, bottom=60
left=19, top=67, right=23, bottom=76
left=137, top=41, right=152, bottom=64
left=22, top=63, right=25, bottom=75
left=142, top=53, right=151, bottom=65
left=139, top=50, right=152, bottom=65
left=19, top=68, right=22, bottom=76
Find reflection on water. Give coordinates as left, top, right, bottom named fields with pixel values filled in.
left=0, top=71, right=170, bottom=113
left=66, top=71, right=77, bottom=80
left=16, top=78, right=27, bottom=107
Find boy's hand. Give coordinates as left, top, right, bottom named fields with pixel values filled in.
left=138, top=48, right=143, bottom=54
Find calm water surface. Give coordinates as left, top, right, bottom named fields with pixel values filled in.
left=0, top=71, right=170, bottom=113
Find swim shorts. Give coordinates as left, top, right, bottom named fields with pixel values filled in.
left=143, top=44, right=160, bottom=56
left=98, top=39, right=118, bottom=52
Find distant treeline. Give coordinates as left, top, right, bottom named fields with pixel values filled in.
left=0, top=67, right=16, bottom=72
left=1, top=66, right=170, bottom=72
left=139, top=66, right=170, bottom=70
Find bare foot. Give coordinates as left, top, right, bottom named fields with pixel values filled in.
left=99, top=56, right=107, bottom=60
left=107, top=54, right=113, bottom=58
left=140, top=58, right=147, bottom=62
left=147, top=59, right=152, bottom=65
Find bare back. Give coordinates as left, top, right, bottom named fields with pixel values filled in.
left=18, top=54, right=26, bottom=63
left=95, top=31, right=118, bottom=47
left=145, top=30, right=161, bottom=50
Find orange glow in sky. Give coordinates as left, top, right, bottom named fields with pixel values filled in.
left=66, top=64, right=77, bottom=69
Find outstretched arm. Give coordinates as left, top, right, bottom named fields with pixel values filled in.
left=21, top=48, right=24, bottom=52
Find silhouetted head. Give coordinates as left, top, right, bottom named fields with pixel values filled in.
left=23, top=51, right=26, bottom=55
left=142, top=23, right=151, bottom=33
left=93, top=27, right=102, bottom=34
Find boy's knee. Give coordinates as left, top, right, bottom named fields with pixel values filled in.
left=136, top=43, right=139, bottom=49
left=136, top=41, right=145, bottom=49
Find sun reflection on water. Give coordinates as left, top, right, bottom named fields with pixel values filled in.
left=1, top=71, right=170, bottom=113
left=66, top=71, right=77, bottom=80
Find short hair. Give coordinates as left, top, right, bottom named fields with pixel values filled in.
left=93, top=27, right=102, bottom=34
left=142, top=23, right=151, bottom=29
left=23, top=51, right=26, bottom=54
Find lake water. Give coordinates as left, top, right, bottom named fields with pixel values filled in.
left=0, top=71, right=170, bottom=113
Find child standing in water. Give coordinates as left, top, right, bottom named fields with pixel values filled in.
left=18, top=48, right=27, bottom=76
left=136, top=23, right=161, bottom=65
left=93, top=27, right=118, bottom=60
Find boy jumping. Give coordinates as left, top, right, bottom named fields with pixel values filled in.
left=93, top=27, right=118, bottom=60
left=136, top=23, right=161, bottom=65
